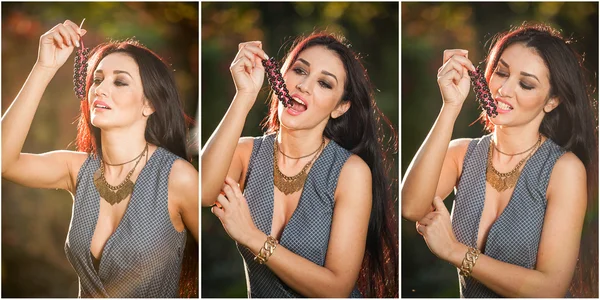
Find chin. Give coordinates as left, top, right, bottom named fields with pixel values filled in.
left=90, top=116, right=116, bottom=130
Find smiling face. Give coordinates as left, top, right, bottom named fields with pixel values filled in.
left=488, top=43, right=559, bottom=128
left=88, top=52, right=153, bottom=129
left=278, top=45, right=350, bottom=131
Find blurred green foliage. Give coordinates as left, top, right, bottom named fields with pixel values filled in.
left=201, top=2, right=398, bottom=297
left=401, top=2, right=598, bottom=297
left=1, top=2, right=198, bottom=297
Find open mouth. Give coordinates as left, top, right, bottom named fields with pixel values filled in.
left=289, top=97, right=307, bottom=112
left=496, top=100, right=513, bottom=111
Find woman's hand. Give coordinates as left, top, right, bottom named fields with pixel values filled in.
left=417, top=196, right=462, bottom=261
left=36, top=20, right=87, bottom=72
left=211, top=176, right=261, bottom=247
left=437, top=49, right=476, bottom=110
left=230, top=41, right=269, bottom=99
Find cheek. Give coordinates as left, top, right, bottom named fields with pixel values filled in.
left=283, top=72, right=297, bottom=85
left=488, top=75, right=501, bottom=94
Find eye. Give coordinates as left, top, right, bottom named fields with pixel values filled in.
left=293, top=67, right=306, bottom=75
left=494, top=71, right=508, bottom=77
left=93, top=78, right=102, bottom=85
left=114, top=80, right=128, bottom=87
left=520, top=82, right=534, bottom=90
left=319, top=80, right=332, bottom=89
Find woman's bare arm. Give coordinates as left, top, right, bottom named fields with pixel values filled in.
left=169, top=159, right=199, bottom=241
left=2, top=20, right=88, bottom=194
left=200, top=41, right=268, bottom=207
left=401, top=106, right=468, bottom=222
left=401, top=49, right=476, bottom=222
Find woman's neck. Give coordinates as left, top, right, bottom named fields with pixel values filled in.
left=100, top=128, right=149, bottom=167
left=276, top=127, right=325, bottom=159
left=492, top=125, right=541, bottom=155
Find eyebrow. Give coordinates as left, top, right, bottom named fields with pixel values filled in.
left=297, top=58, right=338, bottom=84
left=499, top=59, right=540, bottom=83
left=94, top=69, right=133, bottom=79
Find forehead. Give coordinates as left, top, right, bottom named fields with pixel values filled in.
left=498, top=43, right=549, bottom=80
left=296, top=46, right=345, bottom=77
left=95, top=52, right=139, bottom=76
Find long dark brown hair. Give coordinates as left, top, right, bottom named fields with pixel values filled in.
left=482, top=24, right=598, bottom=297
left=263, top=33, right=398, bottom=297
left=75, top=40, right=198, bottom=297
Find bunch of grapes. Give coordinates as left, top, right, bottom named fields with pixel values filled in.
left=74, top=41, right=90, bottom=100
left=262, top=57, right=292, bottom=107
left=468, top=66, right=497, bottom=118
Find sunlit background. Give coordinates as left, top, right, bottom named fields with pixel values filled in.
left=402, top=2, right=598, bottom=297
left=1, top=2, right=198, bottom=297
left=201, top=2, right=398, bottom=297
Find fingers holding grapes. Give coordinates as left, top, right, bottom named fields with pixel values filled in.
left=37, top=20, right=88, bottom=71
left=437, top=49, right=477, bottom=110
left=230, top=41, right=270, bottom=98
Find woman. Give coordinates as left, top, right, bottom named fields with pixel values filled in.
left=401, top=24, right=598, bottom=297
left=201, top=33, right=398, bottom=297
left=1, top=20, right=199, bottom=297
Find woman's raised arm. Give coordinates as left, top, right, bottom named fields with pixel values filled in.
left=2, top=20, right=87, bottom=193
left=200, top=41, right=269, bottom=207
left=401, top=49, right=476, bottom=221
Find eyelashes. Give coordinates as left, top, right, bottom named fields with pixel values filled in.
left=262, top=57, right=293, bottom=107
left=468, top=66, right=497, bottom=117
left=292, top=67, right=332, bottom=89
left=73, top=40, right=90, bottom=100
left=494, top=71, right=534, bottom=90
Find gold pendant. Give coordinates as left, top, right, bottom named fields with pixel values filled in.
left=486, top=166, right=519, bottom=192
left=93, top=169, right=134, bottom=205
left=274, top=170, right=308, bottom=195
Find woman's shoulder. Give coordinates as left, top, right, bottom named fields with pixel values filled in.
left=339, top=154, right=372, bottom=185
left=169, top=159, right=199, bottom=192
left=546, top=150, right=586, bottom=208
left=551, top=151, right=585, bottom=180
left=336, top=154, right=372, bottom=203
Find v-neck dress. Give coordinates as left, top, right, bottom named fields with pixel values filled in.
left=451, top=134, right=565, bottom=297
left=238, top=133, right=361, bottom=298
left=64, top=147, right=187, bottom=297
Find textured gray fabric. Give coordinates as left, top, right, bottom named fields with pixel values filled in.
left=452, top=134, right=565, bottom=298
left=64, top=147, right=187, bottom=297
left=238, top=133, right=362, bottom=298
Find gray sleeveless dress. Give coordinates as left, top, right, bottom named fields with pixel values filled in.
left=238, top=134, right=362, bottom=298
left=452, top=134, right=565, bottom=297
left=64, top=147, right=187, bottom=297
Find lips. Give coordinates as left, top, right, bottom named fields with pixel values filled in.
left=495, top=98, right=513, bottom=111
left=92, top=100, right=111, bottom=110
left=289, top=94, right=308, bottom=113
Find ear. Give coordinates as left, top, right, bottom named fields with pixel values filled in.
left=331, top=100, right=351, bottom=119
left=543, top=96, right=560, bottom=113
left=142, top=97, right=155, bottom=118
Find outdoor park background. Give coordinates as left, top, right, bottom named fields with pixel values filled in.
left=1, top=2, right=198, bottom=297
left=401, top=2, right=598, bottom=297
left=201, top=2, right=399, bottom=297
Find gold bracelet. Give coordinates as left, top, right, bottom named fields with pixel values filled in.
left=459, top=247, right=481, bottom=277
left=253, top=235, right=278, bottom=264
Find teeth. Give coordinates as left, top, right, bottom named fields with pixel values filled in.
left=292, top=97, right=306, bottom=106
left=96, top=105, right=109, bottom=109
left=497, top=101, right=512, bottom=110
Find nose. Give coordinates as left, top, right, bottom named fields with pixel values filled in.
left=94, top=80, right=108, bottom=98
left=296, top=79, right=311, bottom=95
left=497, top=77, right=516, bottom=98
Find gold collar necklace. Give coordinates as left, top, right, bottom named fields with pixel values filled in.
left=486, top=135, right=541, bottom=192
left=492, top=135, right=540, bottom=156
left=273, top=136, right=325, bottom=195
left=94, top=143, right=148, bottom=205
